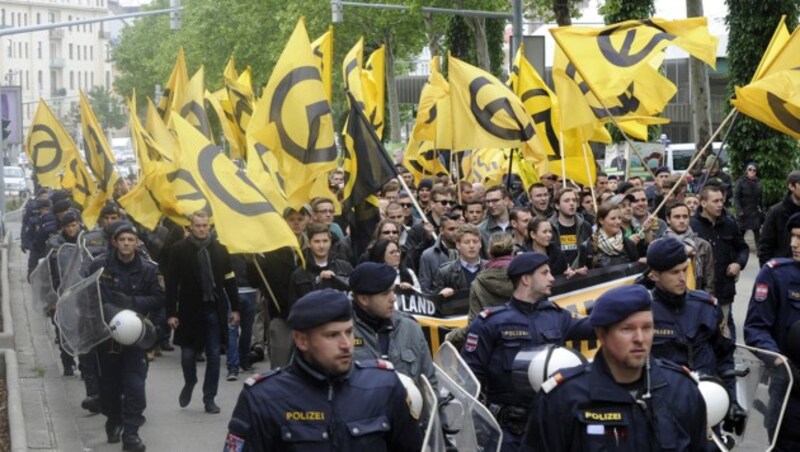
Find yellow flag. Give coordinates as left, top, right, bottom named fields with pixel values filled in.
left=362, top=45, right=386, bottom=138
left=145, top=99, right=178, bottom=162
left=157, top=48, right=189, bottom=120
left=251, top=17, right=338, bottom=209
left=172, top=67, right=213, bottom=140
left=403, top=141, right=449, bottom=184
left=223, top=56, right=238, bottom=81
left=312, top=26, right=334, bottom=104
left=224, top=67, right=254, bottom=159
left=755, top=18, right=800, bottom=80
left=510, top=44, right=561, bottom=156
left=172, top=114, right=299, bottom=253
left=343, top=38, right=365, bottom=108
left=62, top=152, right=104, bottom=229
left=205, top=88, right=243, bottom=159
left=25, top=100, right=77, bottom=188
left=245, top=122, right=289, bottom=215
left=752, top=16, right=790, bottom=82
left=732, top=67, right=800, bottom=140
left=447, top=54, right=547, bottom=173
left=79, top=91, right=119, bottom=195
left=550, top=17, right=718, bottom=98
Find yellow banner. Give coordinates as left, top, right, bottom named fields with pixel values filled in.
left=225, top=67, right=254, bottom=160
left=362, top=45, right=385, bottom=138
left=550, top=17, right=717, bottom=98
left=733, top=68, right=800, bottom=140
left=205, top=88, right=243, bottom=159
left=25, top=100, right=77, bottom=188
left=172, top=114, right=300, bottom=254
left=156, top=47, right=188, bottom=120
left=79, top=92, right=119, bottom=195
left=171, top=67, right=213, bottom=140
left=312, top=26, right=334, bottom=104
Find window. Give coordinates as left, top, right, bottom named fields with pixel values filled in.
left=77, top=71, right=81, bottom=88
left=36, top=13, right=40, bottom=25
left=68, top=43, right=72, bottom=59
left=26, top=70, right=29, bottom=90
left=90, top=72, right=94, bottom=87
left=37, top=42, right=41, bottom=59
left=18, top=42, right=22, bottom=57
left=23, top=13, right=27, bottom=26
left=37, top=70, right=43, bottom=91
left=105, top=70, right=109, bottom=89
left=24, top=42, right=28, bottom=58
left=89, top=46, right=92, bottom=60
left=10, top=11, right=13, bottom=26
left=77, top=45, right=80, bottom=60
left=6, top=40, right=11, bottom=58
left=70, top=71, right=74, bottom=89
left=68, top=15, right=72, bottom=31
left=1, top=9, right=4, bottom=27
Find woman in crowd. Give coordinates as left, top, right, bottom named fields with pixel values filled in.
left=522, top=216, right=568, bottom=276
left=358, top=219, right=403, bottom=264
left=366, top=238, right=420, bottom=292
left=580, top=202, right=639, bottom=269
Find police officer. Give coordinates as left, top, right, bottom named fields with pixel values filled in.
left=81, top=203, right=122, bottom=258
left=523, top=285, right=708, bottom=451
left=20, top=188, right=49, bottom=254
left=349, top=262, right=437, bottom=386
left=645, top=237, right=745, bottom=436
left=85, top=222, right=164, bottom=452
left=745, top=212, right=800, bottom=450
left=461, top=252, right=594, bottom=451
left=27, top=199, right=57, bottom=279
left=225, top=289, right=423, bottom=451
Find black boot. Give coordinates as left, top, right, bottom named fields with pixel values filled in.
left=106, top=424, right=122, bottom=444
left=81, top=395, right=100, bottom=414
left=122, top=432, right=146, bottom=452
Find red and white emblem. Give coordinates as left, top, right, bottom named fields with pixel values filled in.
left=755, top=283, right=769, bottom=302
left=465, top=333, right=479, bottom=352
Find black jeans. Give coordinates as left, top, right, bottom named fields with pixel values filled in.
left=96, top=342, right=148, bottom=431
left=180, top=310, right=221, bottom=402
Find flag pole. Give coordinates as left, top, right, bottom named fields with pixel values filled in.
left=559, top=132, right=567, bottom=188
left=581, top=141, right=598, bottom=214
left=696, top=110, right=740, bottom=192
left=506, top=148, right=516, bottom=194
left=646, top=108, right=737, bottom=222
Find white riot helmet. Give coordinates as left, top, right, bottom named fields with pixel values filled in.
left=696, top=375, right=730, bottom=426
left=108, top=309, right=144, bottom=346
left=397, top=373, right=423, bottom=420
left=512, top=345, right=587, bottom=393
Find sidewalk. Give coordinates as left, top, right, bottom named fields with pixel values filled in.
left=7, top=213, right=250, bottom=451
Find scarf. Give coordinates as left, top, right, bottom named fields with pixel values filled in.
left=189, top=235, right=216, bottom=302
left=597, top=229, right=625, bottom=256
left=666, top=227, right=698, bottom=252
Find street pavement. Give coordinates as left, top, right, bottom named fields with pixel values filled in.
left=6, top=209, right=771, bottom=451
left=7, top=211, right=256, bottom=452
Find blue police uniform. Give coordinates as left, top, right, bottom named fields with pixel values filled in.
left=461, top=298, right=593, bottom=449
left=28, top=210, right=58, bottom=277
left=522, top=352, right=708, bottom=452
left=85, top=241, right=164, bottom=447
left=744, top=257, right=800, bottom=449
left=651, top=288, right=736, bottom=395
left=225, top=357, right=423, bottom=452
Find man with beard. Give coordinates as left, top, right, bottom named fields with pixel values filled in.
left=462, top=252, right=594, bottom=451
left=224, top=289, right=423, bottom=451
left=478, top=185, right=513, bottom=245
left=549, top=188, right=592, bottom=273
left=523, top=285, right=708, bottom=451
left=665, top=203, right=714, bottom=293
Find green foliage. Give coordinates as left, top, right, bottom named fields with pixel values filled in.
left=523, top=0, right=582, bottom=25
left=598, top=0, right=655, bottom=24
left=725, top=0, right=800, bottom=205
left=442, top=16, right=506, bottom=77
left=64, top=86, right=127, bottom=136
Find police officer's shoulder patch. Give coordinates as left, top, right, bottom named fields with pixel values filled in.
left=755, top=283, right=769, bottom=302
left=356, top=359, right=395, bottom=371
left=224, top=432, right=245, bottom=452
left=542, top=365, right=586, bottom=394
left=657, top=358, right=696, bottom=380
left=479, top=306, right=507, bottom=319
left=244, top=369, right=280, bottom=387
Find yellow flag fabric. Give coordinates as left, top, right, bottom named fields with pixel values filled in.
left=172, top=114, right=299, bottom=254
left=362, top=45, right=386, bottom=138
left=145, top=99, right=178, bottom=162
left=205, top=88, right=243, bottom=159
left=312, top=26, right=334, bottom=104
left=79, top=92, right=119, bottom=195
left=752, top=16, right=790, bottom=82
left=25, top=100, right=77, bottom=188
left=462, top=149, right=539, bottom=190
left=244, top=121, right=290, bottom=215
left=549, top=17, right=718, bottom=98
left=172, top=67, right=213, bottom=140
left=343, top=38, right=365, bottom=108
left=157, top=48, right=189, bottom=120
left=225, top=67, right=254, bottom=159
left=251, top=17, right=338, bottom=209
left=447, top=55, right=547, bottom=172
left=61, top=152, right=104, bottom=229
left=732, top=68, right=800, bottom=140
left=755, top=18, right=800, bottom=80
left=403, top=141, right=449, bottom=184
left=223, top=56, right=238, bottom=81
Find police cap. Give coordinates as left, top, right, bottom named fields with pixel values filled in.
left=53, top=199, right=71, bottom=215
left=787, top=212, right=800, bottom=232
left=111, top=221, right=138, bottom=240
left=507, top=252, right=549, bottom=278
left=34, top=199, right=52, bottom=210
left=418, top=178, right=433, bottom=191
left=590, top=285, right=652, bottom=327
left=60, top=210, right=80, bottom=227
left=288, top=289, right=352, bottom=331
left=50, top=189, right=72, bottom=204
left=100, top=204, right=120, bottom=218
left=350, top=262, right=396, bottom=295
left=646, top=237, right=688, bottom=272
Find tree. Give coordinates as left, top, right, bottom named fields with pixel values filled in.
left=686, top=0, right=712, bottom=153
left=443, top=15, right=505, bottom=78
left=524, top=0, right=582, bottom=26
left=64, top=86, right=127, bottom=138
left=725, top=0, right=800, bottom=205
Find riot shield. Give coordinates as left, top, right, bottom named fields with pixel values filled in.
left=420, top=375, right=446, bottom=452
left=55, top=243, right=89, bottom=295
left=715, top=345, right=793, bottom=451
left=434, top=361, right=502, bottom=451
left=53, top=268, right=111, bottom=356
left=436, top=342, right=480, bottom=398
left=29, top=251, right=58, bottom=314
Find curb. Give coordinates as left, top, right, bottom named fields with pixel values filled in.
left=1, top=348, right=26, bottom=452
left=0, top=234, right=14, bottom=350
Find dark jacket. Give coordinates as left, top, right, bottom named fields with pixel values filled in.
left=579, top=234, right=639, bottom=269
left=430, top=258, right=486, bottom=296
left=690, top=210, right=749, bottom=303
left=287, top=256, right=352, bottom=305
left=758, top=193, right=800, bottom=266
left=404, top=217, right=440, bottom=272
left=254, top=247, right=301, bottom=320
left=733, top=176, right=763, bottom=230
left=549, top=212, right=593, bottom=268
left=165, top=237, right=240, bottom=350
left=86, top=251, right=165, bottom=318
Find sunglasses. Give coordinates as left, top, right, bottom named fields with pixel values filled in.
left=400, top=203, right=413, bottom=208
left=436, top=200, right=455, bottom=206
left=381, top=229, right=399, bottom=235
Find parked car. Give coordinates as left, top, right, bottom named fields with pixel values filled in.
left=4, top=165, right=30, bottom=199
